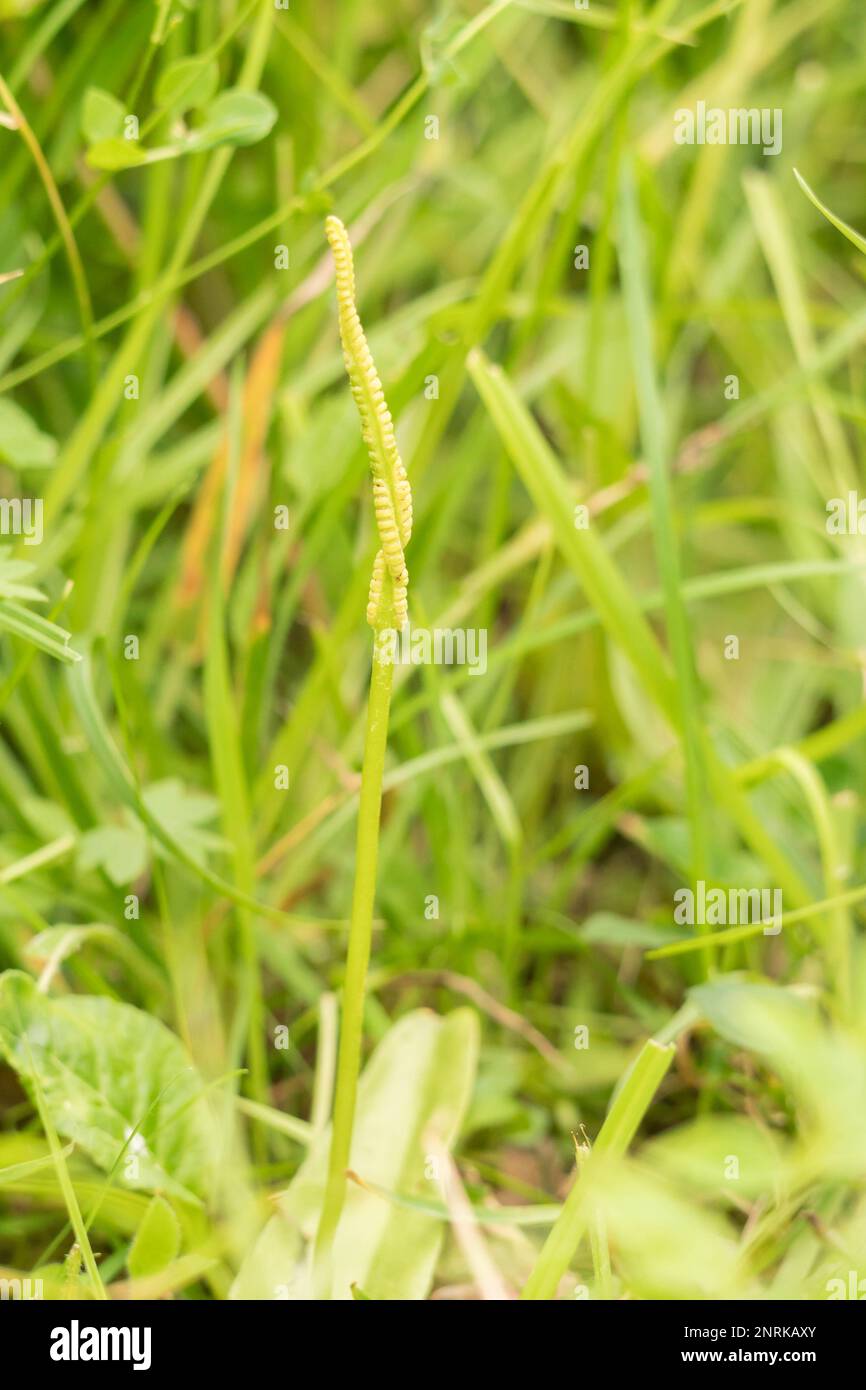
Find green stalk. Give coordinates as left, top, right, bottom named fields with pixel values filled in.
left=312, top=604, right=396, bottom=1297
left=618, top=159, right=710, bottom=961
left=647, top=882, right=866, bottom=961
left=521, top=1038, right=674, bottom=1299
left=574, top=1132, right=612, bottom=1299
left=26, top=1048, right=107, bottom=1300
left=312, top=215, right=412, bottom=1297
left=0, top=70, right=96, bottom=386
left=772, top=749, right=853, bottom=1020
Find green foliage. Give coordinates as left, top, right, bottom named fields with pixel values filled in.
left=0, top=0, right=864, bottom=1304
left=0, top=399, right=56, bottom=467
left=0, top=972, right=213, bottom=1202
left=233, top=1009, right=479, bottom=1300
left=81, top=87, right=126, bottom=144
left=86, top=87, right=277, bottom=169
left=153, top=58, right=219, bottom=114
left=127, top=1195, right=182, bottom=1279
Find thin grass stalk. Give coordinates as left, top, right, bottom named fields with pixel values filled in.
left=521, top=1038, right=674, bottom=1299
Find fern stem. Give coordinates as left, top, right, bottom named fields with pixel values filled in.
left=313, top=216, right=411, bottom=1296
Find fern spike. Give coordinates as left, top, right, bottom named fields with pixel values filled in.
left=325, top=215, right=412, bottom=629
left=315, top=216, right=412, bottom=1294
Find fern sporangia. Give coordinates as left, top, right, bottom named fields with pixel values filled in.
left=324, top=214, right=412, bottom=629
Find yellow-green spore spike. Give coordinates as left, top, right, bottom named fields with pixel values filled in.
left=325, top=215, right=412, bottom=629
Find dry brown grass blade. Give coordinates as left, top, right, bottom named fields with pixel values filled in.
left=221, top=315, right=287, bottom=588
left=174, top=315, right=287, bottom=657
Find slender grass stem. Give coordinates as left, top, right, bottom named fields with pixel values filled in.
left=27, top=1050, right=107, bottom=1300
left=575, top=1132, right=613, bottom=1298
left=521, top=1039, right=674, bottom=1299
left=312, top=621, right=395, bottom=1297
left=0, top=70, right=96, bottom=385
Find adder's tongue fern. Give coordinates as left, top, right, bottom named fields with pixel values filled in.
left=324, top=215, right=412, bottom=628
left=313, top=217, right=412, bottom=1295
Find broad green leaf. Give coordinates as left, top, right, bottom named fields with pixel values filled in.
left=142, top=778, right=226, bottom=865
left=690, top=977, right=866, bottom=1177
left=127, top=1195, right=181, bottom=1278
left=689, top=976, right=818, bottom=1056
left=86, top=91, right=275, bottom=169
left=232, top=1207, right=303, bottom=1301
left=0, top=971, right=213, bottom=1202
left=20, top=798, right=76, bottom=843
left=0, top=399, right=57, bottom=467
left=155, top=57, right=219, bottom=112
left=77, top=824, right=148, bottom=884
left=231, top=1008, right=479, bottom=1300
left=86, top=137, right=148, bottom=171
left=192, top=89, right=278, bottom=150
left=643, top=1114, right=789, bottom=1199
left=81, top=86, right=125, bottom=143
left=585, top=1157, right=744, bottom=1299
